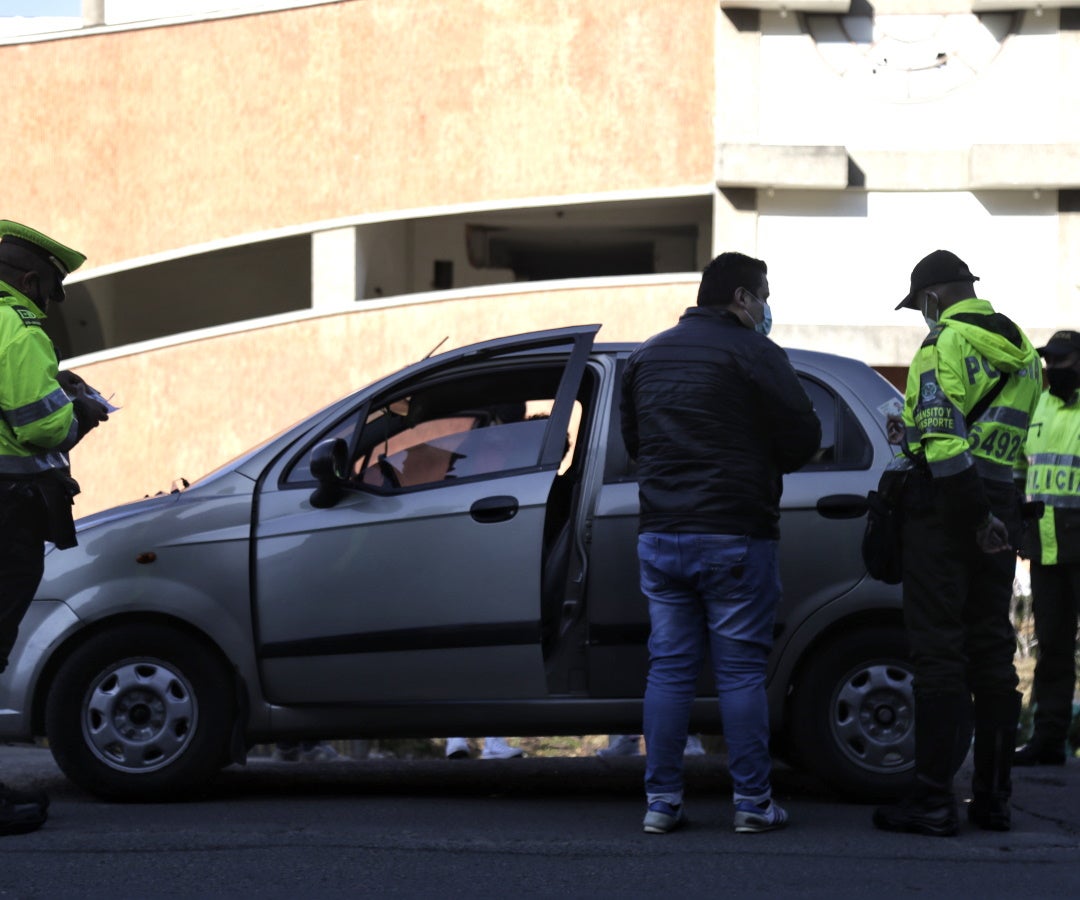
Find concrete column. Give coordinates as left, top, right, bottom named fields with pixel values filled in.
left=82, top=0, right=105, bottom=27
left=1057, top=203, right=1080, bottom=329
left=712, top=186, right=759, bottom=258
left=311, top=226, right=359, bottom=311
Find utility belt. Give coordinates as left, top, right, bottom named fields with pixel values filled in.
left=0, top=469, right=80, bottom=549
left=900, top=455, right=1024, bottom=519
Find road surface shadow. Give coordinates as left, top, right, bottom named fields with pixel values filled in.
left=206, top=754, right=842, bottom=803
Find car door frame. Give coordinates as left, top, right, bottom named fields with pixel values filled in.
left=246, top=325, right=601, bottom=709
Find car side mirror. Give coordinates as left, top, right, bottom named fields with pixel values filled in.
left=309, top=438, right=349, bottom=509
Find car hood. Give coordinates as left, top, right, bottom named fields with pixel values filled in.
left=71, top=470, right=256, bottom=538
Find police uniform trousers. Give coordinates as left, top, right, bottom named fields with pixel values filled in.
left=900, top=472, right=1022, bottom=798
left=0, top=482, right=49, bottom=675
left=1027, top=561, right=1080, bottom=747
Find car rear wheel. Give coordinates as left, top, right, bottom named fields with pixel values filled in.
left=44, top=623, right=235, bottom=801
left=788, top=626, right=915, bottom=799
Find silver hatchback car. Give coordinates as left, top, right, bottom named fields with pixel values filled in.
left=0, top=325, right=912, bottom=800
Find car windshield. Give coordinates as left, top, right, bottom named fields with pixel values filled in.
left=184, top=403, right=346, bottom=490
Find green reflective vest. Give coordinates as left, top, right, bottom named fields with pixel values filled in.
left=1018, top=389, right=1080, bottom=565
left=901, top=298, right=1041, bottom=484
left=0, top=281, right=77, bottom=475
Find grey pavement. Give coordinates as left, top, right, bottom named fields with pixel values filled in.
left=5, top=739, right=1080, bottom=821
left=2, top=741, right=1079, bottom=897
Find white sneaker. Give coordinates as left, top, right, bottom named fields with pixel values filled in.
left=480, top=737, right=524, bottom=759
left=445, top=737, right=470, bottom=759
left=734, top=798, right=789, bottom=833
left=271, top=743, right=300, bottom=762
left=299, top=743, right=349, bottom=763
left=684, top=735, right=706, bottom=756
left=596, top=734, right=642, bottom=757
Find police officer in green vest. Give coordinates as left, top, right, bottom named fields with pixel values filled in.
left=873, top=250, right=1041, bottom=837
left=0, top=221, right=109, bottom=836
left=1014, top=330, right=1080, bottom=767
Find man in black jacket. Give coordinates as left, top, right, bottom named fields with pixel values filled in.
left=621, top=251, right=820, bottom=835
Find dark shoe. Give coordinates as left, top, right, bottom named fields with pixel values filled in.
left=1013, top=742, right=1066, bottom=767
left=967, top=793, right=1010, bottom=831
left=0, top=783, right=48, bottom=811
left=876, top=692, right=965, bottom=837
left=0, top=795, right=47, bottom=837
left=968, top=691, right=1018, bottom=832
left=873, top=795, right=959, bottom=837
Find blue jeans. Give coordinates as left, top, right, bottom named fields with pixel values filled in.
left=639, top=532, right=780, bottom=807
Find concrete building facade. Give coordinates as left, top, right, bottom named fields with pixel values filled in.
left=2, top=0, right=1077, bottom=514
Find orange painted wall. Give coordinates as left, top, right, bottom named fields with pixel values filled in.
left=4, top=0, right=715, bottom=269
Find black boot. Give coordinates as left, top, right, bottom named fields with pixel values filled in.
left=873, top=693, right=962, bottom=837
left=0, top=781, right=49, bottom=810
left=873, top=786, right=959, bottom=837
left=0, top=792, right=47, bottom=837
left=969, top=691, right=1020, bottom=831
left=1013, top=739, right=1066, bottom=767
left=950, top=694, right=974, bottom=777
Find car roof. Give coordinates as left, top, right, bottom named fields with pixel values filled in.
left=593, top=341, right=879, bottom=374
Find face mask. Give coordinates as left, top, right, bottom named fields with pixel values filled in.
left=742, top=290, right=773, bottom=337
left=922, top=293, right=939, bottom=331
left=756, top=300, right=773, bottom=337
left=1047, top=367, right=1080, bottom=401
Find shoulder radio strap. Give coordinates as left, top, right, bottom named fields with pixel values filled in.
left=965, top=372, right=1009, bottom=429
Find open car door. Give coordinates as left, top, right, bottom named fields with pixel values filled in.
left=251, top=326, right=599, bottom=706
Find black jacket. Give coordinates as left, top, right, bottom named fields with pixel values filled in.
left=620, top=306, right=821, bottom=538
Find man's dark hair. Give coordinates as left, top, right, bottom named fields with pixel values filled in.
left=696, top=252, right=767, bottom=308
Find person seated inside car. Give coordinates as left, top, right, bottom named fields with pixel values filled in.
left=372, top=401, right=544, bottom=488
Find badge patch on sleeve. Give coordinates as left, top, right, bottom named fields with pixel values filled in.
left=12, top=305, right=42, bottom=327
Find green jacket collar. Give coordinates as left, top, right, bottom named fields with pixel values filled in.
left=0, top=278, right=47, bottom=319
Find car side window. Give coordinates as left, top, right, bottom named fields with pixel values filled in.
left=799, top=376, right=873, bottom=472
left=283, top=361, right=584, bottom=489
left=357, top=415, right=550, bottom=489
left=605, top=370, right=872, bottom=482
left=342, top=368, right=572, bottom=492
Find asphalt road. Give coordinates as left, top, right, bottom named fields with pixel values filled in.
left=2, top=743, right=1079, bottom=898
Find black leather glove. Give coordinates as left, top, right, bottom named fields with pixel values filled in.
left=70, top=382, right=110, bottom=436
left=974, top=512, right=1011, bottom=554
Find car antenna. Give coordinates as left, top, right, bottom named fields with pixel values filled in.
left=423, top=336, right=449, bottom=360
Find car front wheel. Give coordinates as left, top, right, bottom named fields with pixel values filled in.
left=44, top=623, right=235, bottom=801
left=787, top=626, right=916, bottom=799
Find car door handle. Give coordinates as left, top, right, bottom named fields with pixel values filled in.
left=816, top=493, right=869, bottom=519
left=470, top=495, right=519, bottom=523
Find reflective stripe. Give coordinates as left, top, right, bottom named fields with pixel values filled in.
left=1028, top=493, right=1080, bottom=509
left=928, top=451, right=974, bottom=478
left=1024, top=460, right=1080, bottom=499
left=1029, top=452, right=1080, bottom=469
left=978, top=405, right=1030, bottom=430
left=0, top=450, right=69, bottom=474
left=1, top=386, right=71, bottom=428
left=974, top=456, right=1016, bottom=483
